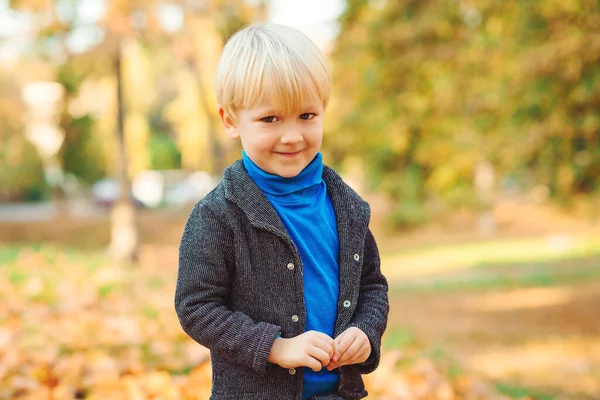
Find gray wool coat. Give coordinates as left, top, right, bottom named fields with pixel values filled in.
left=175, top=160, right=389, bottom=399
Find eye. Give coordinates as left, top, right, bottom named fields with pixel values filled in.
left=300, top=113, right=316, bottom=120
left=261, top=116, right=278, bottom=123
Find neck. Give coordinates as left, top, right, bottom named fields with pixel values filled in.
left=242, top=151, right=324, bottom=197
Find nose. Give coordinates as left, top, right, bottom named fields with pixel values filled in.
left=280, top=127, right=304, bottom=144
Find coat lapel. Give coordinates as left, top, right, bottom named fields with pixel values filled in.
left=323, top=166, right=367, bottom=334
left=223, top=160, right=292, bottom=245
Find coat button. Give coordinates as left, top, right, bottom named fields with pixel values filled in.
left=343, top=300, right=351, bottom=308
left=289, top=368, right=296, bottom=375
left=353, top=254, right=360, bottom=261
left=291, top=315, right=299, bottom=322
left=287, top=263, right=295, bottom=270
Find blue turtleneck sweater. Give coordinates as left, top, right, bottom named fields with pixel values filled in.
left=242, top=151, right=340, bottom=398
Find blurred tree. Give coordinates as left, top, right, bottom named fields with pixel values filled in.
left=58, top=58, right=108, bottom=184
left=170, top=0, right=267, bottom=175
left=8, top=0, right=172, bottom=262
left=8, top=0, right=270, bottom=260
left=509, top=0, right=600, bottom=202
left=329, top=0, right=600, bottom=228
left=149, top=132, right=182, bottom=170
left=0, top=74, right=47, bottom=201
left=98, top=0, right=190, bottom=263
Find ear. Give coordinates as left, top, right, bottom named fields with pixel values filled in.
left=218, top=107, right=239, bottom=140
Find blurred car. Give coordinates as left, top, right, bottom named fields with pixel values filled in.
left=162, top=171, right=217, bottom=207
left=91, top=178, right=144, bottom=208
left=93, top=170, right=217, bottom=209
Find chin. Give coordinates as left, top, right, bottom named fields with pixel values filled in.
left=270, top=158, right=312, bottom=178
left=276, top=168, right=302, bottom=179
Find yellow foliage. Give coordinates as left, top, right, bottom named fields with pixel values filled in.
left=124, top=112, right=149, bottom=175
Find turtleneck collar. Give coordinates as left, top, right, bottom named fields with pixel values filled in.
left=242, top=150, right=324, bottom=197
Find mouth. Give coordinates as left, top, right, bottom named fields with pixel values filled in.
left=275, top=150, right=303, bottom=158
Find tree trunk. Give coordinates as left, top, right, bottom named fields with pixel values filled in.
left=187, top=57, right=225, bottom=176
left=474, top=159, right=496, bottom=237
left=109, top=44, right=139, bottom=264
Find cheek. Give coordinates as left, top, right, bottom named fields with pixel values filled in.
left=306, top=123, right=324, bottom=145
left=242, top=130, right=275, bottom=152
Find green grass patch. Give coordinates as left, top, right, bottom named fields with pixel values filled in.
left=167, top=365, right=193, bottom=375
left=447, top=363, right=464, bottom=380
left=383, top=328, right=415, bottom=350
left=98, top=282, right=120, bottom=298
left=424, top=346, right=449, bottom=360
left=391, top=261, right=600, bottom=293
left=381, top=234, right=600, bottom=284
left=384, top=235, right=600, bottom=265
left=9, top=270, right=28, bottom=284
left=495, top=382, right=554, bottom=400
left=30, top=242, right=43, bottom=252
left=142, top=305, right=160, bottom=319
left=0, top=244, right=107, bottom=270
left=383, top=328, right=465, bottom=375
left=0, top=246, right=22, bottom=265
left=148, top=277, right=165, bottom=289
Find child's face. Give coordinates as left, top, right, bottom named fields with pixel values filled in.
left=219, top=96, right=324, bottom=178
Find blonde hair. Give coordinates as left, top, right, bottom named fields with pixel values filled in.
left=216, top=23, right=332, bottom=119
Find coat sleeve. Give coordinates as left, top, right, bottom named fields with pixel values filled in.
left=348, top=227, right=389, bottom=374
left=175, top=202, right=281, bottom=374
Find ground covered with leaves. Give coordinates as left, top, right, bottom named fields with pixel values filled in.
left=0, top=244, right=516, bottom=400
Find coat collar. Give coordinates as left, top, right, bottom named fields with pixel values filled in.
left=223, top=159, right=365, bottom=243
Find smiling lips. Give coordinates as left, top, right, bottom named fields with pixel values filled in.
left=275, top=150, right=303, bottom=157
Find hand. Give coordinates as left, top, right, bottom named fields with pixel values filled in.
left=268, top=331, right=335, bottom=372
left=326, top=327, right=371, bottom=370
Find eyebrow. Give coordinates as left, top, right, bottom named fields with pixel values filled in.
left=255, top=107, right=277, bottom=115
left=256, top=105, right=320, bottom=115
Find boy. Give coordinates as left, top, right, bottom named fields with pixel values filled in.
left=175, top=23, right=389, bottom=399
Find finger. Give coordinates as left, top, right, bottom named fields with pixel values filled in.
left=334, top=330, right=347, bottom=346
left=346, top=344, right=371, bottom=365
left=326, top=360, right=338, bottom=371
left=308, top=331, right=335, bottom=352
left=333, top=332, right=356, bottom=363
left=338, top=335, right=364, bottom=364
left=314, top=332, right=336, bottom=349
left=308, top=346, right=332, bottom=366
left=311, top=332, right=334, bottom=345
left=331, top=333, right=343, bottom=357
left=305, top=356, right=323, bottom=372
left=312, top=336, right=335, bottom=359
